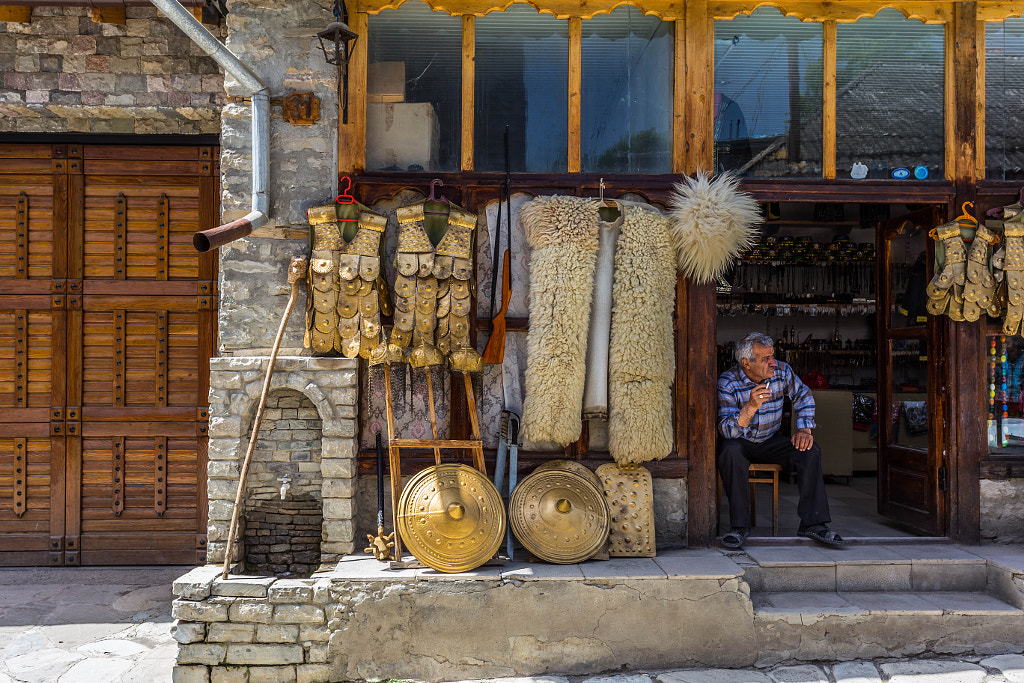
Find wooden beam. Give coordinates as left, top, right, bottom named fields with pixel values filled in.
left=944, top=20, right=955, bottom=181
left=709, top=1, right=953, bottom=24
left=976, top=19, right=985, bottom=179
left=91, top=6, right=126, bottom=24
left=950, top=1, right=982, bottom=545
left=685, top=279, right=717, bottom=547
left=339, top=11, right=369, bottom=174
left=0, top=6, right=31, bottom=23
left=673, top=18, right=686, bottom=174
left=684, top=0, right=712, bottom=174
left=568, top=17, right=582, bottom=173
left=823, top=20, right=836, bottom=179
left=356, top=0, right=685, bottom=20
left=461, top=15, right=475, bottom=171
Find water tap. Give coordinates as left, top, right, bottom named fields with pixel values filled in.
left=278, top=475, right=291, bottom=500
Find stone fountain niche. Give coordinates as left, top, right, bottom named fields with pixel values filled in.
left=241, top=389, right=323, bottom=578
left=206, top=357, right=360, bottom=573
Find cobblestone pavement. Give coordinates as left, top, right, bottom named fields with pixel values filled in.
left=3, top=567, right=1024, bottom=682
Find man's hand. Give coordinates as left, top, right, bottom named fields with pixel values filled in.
left=746, top=381, right=771, bottom=410
left=792, top=427, right=813, bottom=451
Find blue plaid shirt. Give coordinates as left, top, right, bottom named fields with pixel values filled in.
left=717, top=361, right=816, bottom=442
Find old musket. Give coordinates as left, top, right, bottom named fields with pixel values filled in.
left=482, top=125, right=512, bottom=364
left=221, top=255, right=307, bottom=580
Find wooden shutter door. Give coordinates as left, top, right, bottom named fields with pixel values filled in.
left=0, top=145, right=65, bottom=566
left=0, top=143, right=217, bottom=566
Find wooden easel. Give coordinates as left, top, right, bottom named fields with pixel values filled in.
left=382, top=363, right=486, bottom=564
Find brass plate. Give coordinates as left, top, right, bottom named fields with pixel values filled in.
left=596, top=463, right=655, bottom=557
left=509, top=469, right=609, bottom=564
left=397, top=464, right=505, bottom=573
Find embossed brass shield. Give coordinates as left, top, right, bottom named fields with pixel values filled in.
left=509, top=469, right=609, bottom=564
left=397, top=464, right=505, bottom=573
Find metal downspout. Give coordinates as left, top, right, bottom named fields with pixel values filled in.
left=148, top=0, right=270, bottom=251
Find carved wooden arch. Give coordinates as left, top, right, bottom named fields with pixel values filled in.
left=354, top=0, right=684, bottom=20
left=709, top=1, right=954, bottom=23
left=977, top=2, right=1024, bottom=22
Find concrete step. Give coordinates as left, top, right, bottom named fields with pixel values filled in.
left=736, top=544, right=991, bottom=593
left=751, top=589, right=1024, bottom=666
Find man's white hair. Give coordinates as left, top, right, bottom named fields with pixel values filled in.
left=735, top=332, right=774, bottom=363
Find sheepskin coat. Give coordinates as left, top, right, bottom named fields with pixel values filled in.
left=520, top=196, right=601, bottom=446
left=608, top=204, right=677, bottom=464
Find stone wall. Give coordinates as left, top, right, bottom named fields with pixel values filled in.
left=248, top=390, right=323, bottom=501
left=244, top=499, right=322, bottom=578
left=981, top=479, right=1024, bottom=543
left=0, top=5, right=223, bottom=133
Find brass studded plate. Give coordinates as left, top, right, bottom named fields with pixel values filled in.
left=397, top=464, right=505, bottom=573
left=596, top=463, right=655, bottom=557
left=509, top=468, right=609, bottom=564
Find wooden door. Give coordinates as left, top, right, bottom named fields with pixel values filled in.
left=876, top=206, right=946, bottom=536
left=0, top=143, right=217, bottom=566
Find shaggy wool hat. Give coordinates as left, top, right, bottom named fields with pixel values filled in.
left=667, top=172, right=760, bottom=284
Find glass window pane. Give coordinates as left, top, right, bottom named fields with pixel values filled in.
left=366, top=1, right=462, bottom=172
left=987, top=333, right=1024, bottom=454
left=475, top=4, right=568, bottom=172
left=889, top=220, right=929, bottom=329
left=581, top=8, right=673, bottom=173
left=889, top=338, right=928, bottom=449
left=836, top=9, right=944, bottom=180
left=714, top=7, right=823, bottom=177
left=985, top=18, right=1024, bottom=180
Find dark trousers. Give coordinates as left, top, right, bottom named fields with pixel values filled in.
left=717, top=433, right=831, bottom=531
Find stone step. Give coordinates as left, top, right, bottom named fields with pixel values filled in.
left=751, top=590, right=1024, bottom=666
left=736, top=544, right=992, bottom=593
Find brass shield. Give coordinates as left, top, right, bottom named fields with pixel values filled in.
left=397, top=463, right=505, bottom=573
left=596, top=463, right=656, bottom=557
left=509, top=468, right=609, bottom=564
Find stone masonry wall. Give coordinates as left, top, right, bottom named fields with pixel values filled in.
left=249, top=390, right=322, bottom=501
left=982, top=478, right=1024, bottom=543
left=0, top=5, right=224, bottom=133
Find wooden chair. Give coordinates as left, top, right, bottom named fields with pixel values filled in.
left=748, top=464, right=782, bottom=536
left=717, top=463, right=783, bottom=537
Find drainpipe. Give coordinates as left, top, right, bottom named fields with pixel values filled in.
left=148, top=0, right=270, bottom=252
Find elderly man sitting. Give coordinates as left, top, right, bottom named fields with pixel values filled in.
left=717, top=332, right=846, bottom=549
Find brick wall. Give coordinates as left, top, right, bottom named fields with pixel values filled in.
left=0, top=5, right=224, bottom=133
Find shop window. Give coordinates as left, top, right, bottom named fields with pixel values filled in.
left=474, top=4, right=568, bottom=172
left=581, top=7, right=673, bottom=173
left=713, top=7, right=822, bottom=178
left=985, top=17, right=1024, bottom=180
left=987, top=333, right=1024, bottom=455
left=366, top=1, right=462, bottom=172
left=835, top=9, right=944, bottom=180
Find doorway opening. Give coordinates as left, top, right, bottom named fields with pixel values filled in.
left=715, top=200, right=941, bottom=541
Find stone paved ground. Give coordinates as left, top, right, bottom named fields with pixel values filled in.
left=3, top=566, right=1024, bottom=682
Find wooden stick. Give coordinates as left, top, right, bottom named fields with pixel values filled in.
left=222, top=256, right=307, bottom=580
left=462, top=372, right=487, bottom=476
left=425, top=370, right=442, bottom=464
left=383, top=363, right=404, bottom=561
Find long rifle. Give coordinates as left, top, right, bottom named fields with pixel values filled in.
left=482, top=125, right=512, bottom=364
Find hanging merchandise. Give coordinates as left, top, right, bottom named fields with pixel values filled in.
left=304, top=181, right=389, bottom=358
left=596, top=462, right=655, bottom=557
left=962, top=223, right=1001, bottom=322
left=925, top=203, right=977, bottom=322
left=520, top=196, right=601, bottom=446
left=667, top=172, right=760, bottom=285
left=392, top=184, right=481, bottom=371
left=1002, top=202, right=1024, bottom=336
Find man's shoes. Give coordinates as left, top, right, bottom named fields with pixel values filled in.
left=798, top=524, right=847, bottom=547
left=721, top=527, right=750, bottom=549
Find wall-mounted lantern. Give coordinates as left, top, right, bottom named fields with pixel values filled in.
left=317, top=0, right=358, bottom=124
